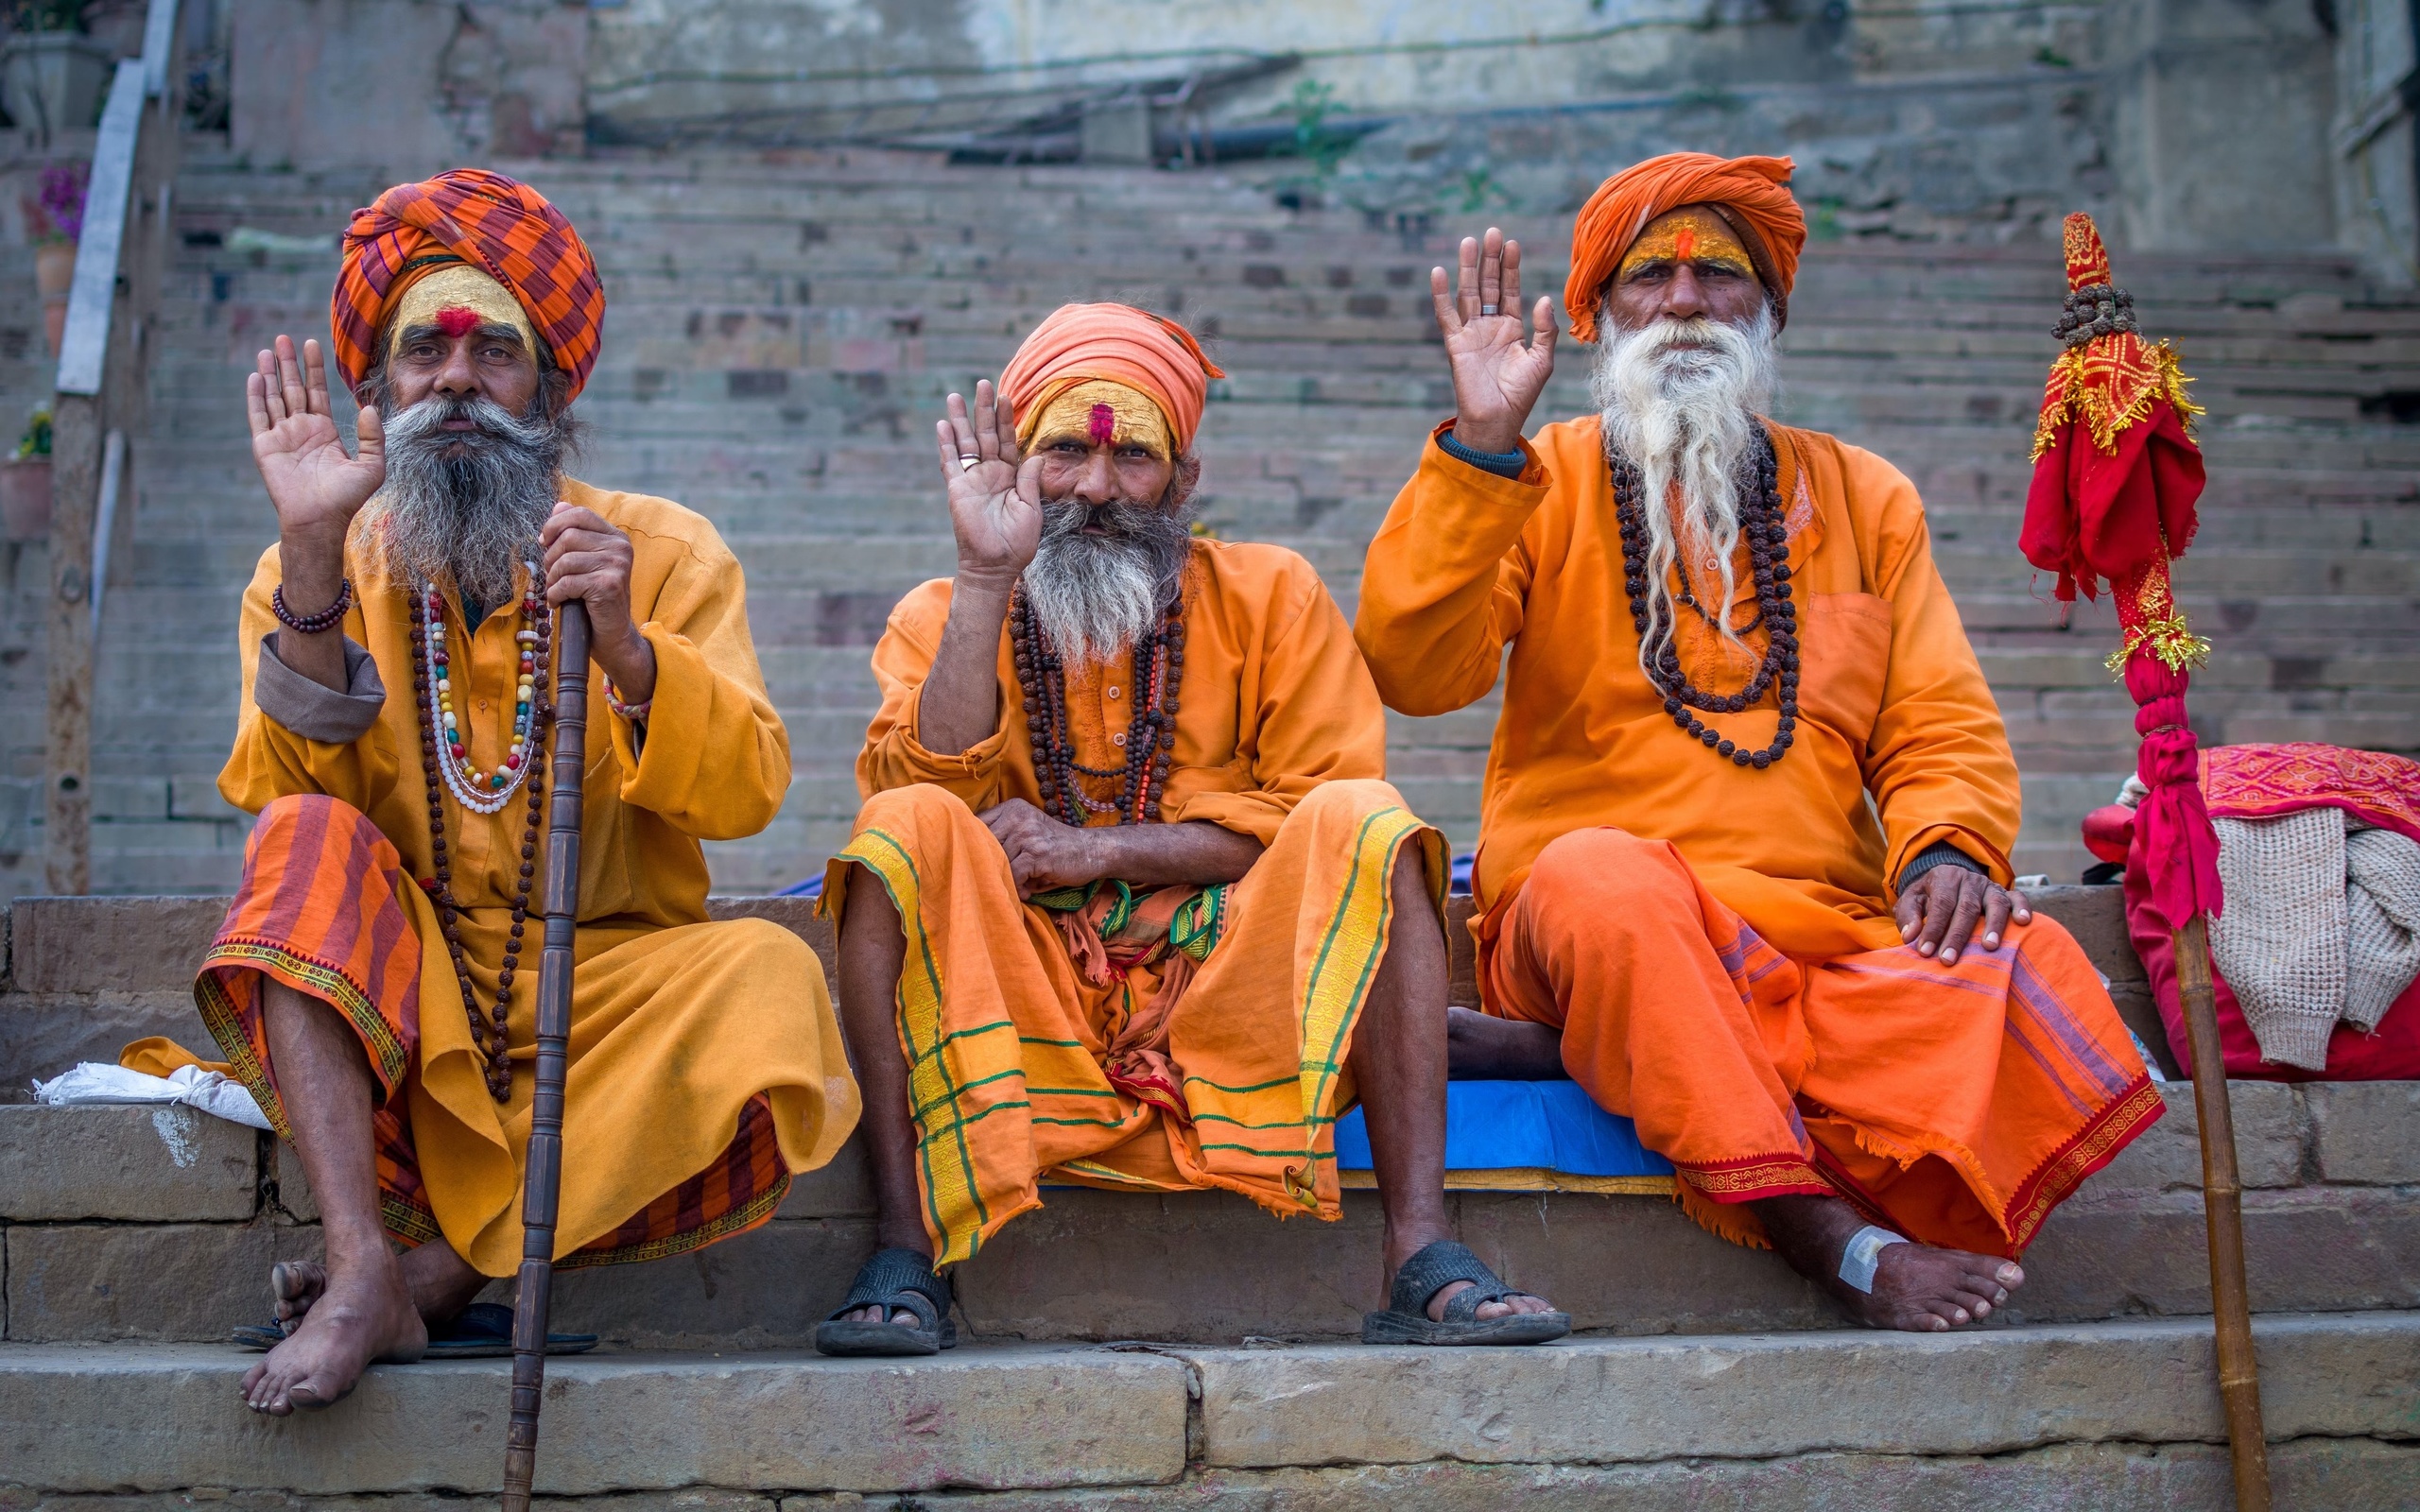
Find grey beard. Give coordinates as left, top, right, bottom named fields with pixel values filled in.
left=1591, top=303, right=1780, bottom=670
left=1020, top=488, right=1198, bottom=667
left=356, top=392, right=568, bottom=612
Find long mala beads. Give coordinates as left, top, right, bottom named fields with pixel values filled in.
left=407, top=578, right=555, bottom=1100
left=1613, top=431, right=1801, bottom=770
left=1008, top=589, right=1183, bottom=827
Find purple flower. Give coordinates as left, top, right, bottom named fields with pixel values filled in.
left=38, top=163, right=87, bottom=243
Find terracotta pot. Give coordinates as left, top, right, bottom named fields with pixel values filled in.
left=34, top=240, right=77, bottom=298
left=0, top=458, right=53, bottom=541
left=43, top=297, right=66, bottom=360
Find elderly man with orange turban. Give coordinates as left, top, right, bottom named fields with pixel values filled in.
left=818, top=301, right=1565, bottom=1354
left=1357, top=154, right=2163, bottom=1331
left=176, top=168, right=856, bottom=1415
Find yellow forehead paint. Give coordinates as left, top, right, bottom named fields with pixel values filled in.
left=384, top=263, right=538, bottom=363
left=1618, top=209, right=1754, bottom=279
left=1019, top=379, right=1173, bottom=461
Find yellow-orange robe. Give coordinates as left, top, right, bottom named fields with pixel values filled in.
left=1356, top=420, right=2160, bottom=1254
left=190, top=477, right=857, bottom=1274
left=828, top=539, right=1443, bottom=1265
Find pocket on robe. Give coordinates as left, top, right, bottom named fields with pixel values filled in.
left=1796, top=593, right=1893, bottom=751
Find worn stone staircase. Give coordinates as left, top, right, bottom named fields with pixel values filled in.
left=0, top=145, right=2414, bottom=899
left=3, top=890, right=2418, bottom=1506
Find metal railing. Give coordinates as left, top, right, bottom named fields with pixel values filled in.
left=44, top=0, right=182, bottom=895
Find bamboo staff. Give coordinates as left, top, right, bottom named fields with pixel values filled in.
left=2020, top=213, right=2265, bottom=1509
left=2174, top=917, right=2270, bottom=1511
left=502, top=599, right=590, bottom=1512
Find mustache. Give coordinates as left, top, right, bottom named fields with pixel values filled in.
left=378, top=390, right=559, bottom=451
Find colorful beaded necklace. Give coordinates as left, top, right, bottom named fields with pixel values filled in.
left=406, top=574, right=555, bottom=1100
left=416, top=567, right=545, bottom=814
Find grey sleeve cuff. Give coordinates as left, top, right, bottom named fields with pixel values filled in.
left=1898, top=841, right=1987, bottom=893
left=1438, top=429, right=1529, bottom=479
left=253, top=633, right=386, bottom=745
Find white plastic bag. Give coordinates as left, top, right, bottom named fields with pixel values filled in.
left=31, top=1061, right=272, bottom=1131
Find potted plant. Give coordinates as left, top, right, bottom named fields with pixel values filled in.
left=2, top=407, right=53, bottom=541
left=30, top=161, right=84, bottom=357
left=3, top=3, right=112, bottom=142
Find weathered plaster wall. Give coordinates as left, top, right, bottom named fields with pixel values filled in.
left=230, top=0, right=587, bottom=172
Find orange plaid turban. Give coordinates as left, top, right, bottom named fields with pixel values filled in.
left=1564, top=153, right=1805, bottom=342
left=330, top=168, right=606, bottom=402
left=998, top=303, right=1225, bottom=455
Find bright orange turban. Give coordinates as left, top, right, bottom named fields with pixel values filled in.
left=331, top=167, right=606, bottom=402
left=1564, top=153, right=1805, bottom=342
left=998, top=303, right=1225, bottom=455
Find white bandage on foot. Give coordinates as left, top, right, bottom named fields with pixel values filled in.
left=1838, top=1225, right=1909, bottom=1294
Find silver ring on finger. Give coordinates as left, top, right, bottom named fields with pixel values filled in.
left=959, top=455, right=982, bottom=471
left=1480, top=303, right=1498, bottom=316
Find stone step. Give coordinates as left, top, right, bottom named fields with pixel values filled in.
left=4, top=1314, right=2415, bottom=1504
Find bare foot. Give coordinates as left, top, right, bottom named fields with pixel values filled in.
left=1445, top=1006, right=1565, bottom=1080
left=262, top=1241, right=487, bottom=1337
left=1386, top=1228, right=1560, bottom=1322
left=242, top=1258, right=426, bottom=1415
left=1751, top=1193, right=2024, bottom=1332
left=270, top=1260, right=324, bottom=1334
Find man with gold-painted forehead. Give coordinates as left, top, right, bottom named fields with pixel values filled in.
left=175, top=168, right=858, bottom=1413
left=1357, top=154, right=2165, bottom=1329
left=819, top=303, right=1566, bottom=1353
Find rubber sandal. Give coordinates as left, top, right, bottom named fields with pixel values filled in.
left=232, top=1301, right=596, bottom=1358
left=1360, top=1238, right=1571, bottom=1346
left=815, top=1246, right=959, bottom=1357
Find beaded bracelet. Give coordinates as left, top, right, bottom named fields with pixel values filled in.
left=601, top=677, right=652, bottom=722
left=271, top=578, right=354, bottom=635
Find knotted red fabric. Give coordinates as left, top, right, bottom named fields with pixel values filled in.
left=331, top=167, right=606, bottom=403
left=2021, top=214, right=2221, bottom=933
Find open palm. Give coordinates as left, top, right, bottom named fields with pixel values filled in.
left=1431, top=229, right=1558, bottom=455
left=248, top=335, right=385, bottom=541
left=935, top=378, right=1042, bottom=585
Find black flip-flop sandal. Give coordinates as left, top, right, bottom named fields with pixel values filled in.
left=815, top=1246, right=958, bottom=1357
left=1361, top=1239, right=1571, bottom=1346
left=232, top=1301, right=597, bottom=1358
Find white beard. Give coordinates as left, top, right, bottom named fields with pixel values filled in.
left=1019, top=490, right=1197, bottom=668
left=1590, top=303, right=1780, bottom=674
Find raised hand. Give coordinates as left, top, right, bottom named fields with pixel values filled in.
left=247, top=335, right=385, bottom=548
left=1430, top=228, right=1558, bottom=455
left=935, top=379, right=1043, bottom=591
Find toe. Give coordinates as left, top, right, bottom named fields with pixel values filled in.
left=1425, top=1280, right=1474, bottom=1323
left=1951, top=1289, right=1996, bottom=1320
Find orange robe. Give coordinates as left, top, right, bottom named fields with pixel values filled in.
left=189, top=477, right=857, bottom=1274
left=1356, top=420, right=2161, bottom=1254
left=828, top=540, right=1444, bottom=1265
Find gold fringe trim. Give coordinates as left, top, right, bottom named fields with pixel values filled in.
left=2105, top=614, right=2212, bottom=676
left=2029, top=337, right=2204, bottom=462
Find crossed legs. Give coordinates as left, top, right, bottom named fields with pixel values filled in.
left=239, top=980, right=483, bottom=1414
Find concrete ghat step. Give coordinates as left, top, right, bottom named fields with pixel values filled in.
left=1, top=1314, right=2415, bottom=1502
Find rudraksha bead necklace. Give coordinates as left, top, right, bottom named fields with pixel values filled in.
left=407, top=576, right=555, bottom=1101
left=1612, top=429, right=1801, bottom=770
left=1008, top=587, right=1184, bottom=828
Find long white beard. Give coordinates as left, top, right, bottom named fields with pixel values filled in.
left=1591, top=304, right=1780, bottom=674
left=1019, top=490, right=1197, bottom=668
left=355, top=392, right=567, bottom=611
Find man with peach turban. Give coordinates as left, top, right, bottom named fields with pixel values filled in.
left=1357, top=153, right=2163, bottom=1331
left=157, top=168, right=857, bottom=1415
left=819, top=301, right=1564, bottom=1354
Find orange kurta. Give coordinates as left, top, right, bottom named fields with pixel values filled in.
left=1356, top=420, right=2160, bottom=1252
left=830, top=539, right=1444, bottom=1264
left=199, top=477, right=857, bottom=1274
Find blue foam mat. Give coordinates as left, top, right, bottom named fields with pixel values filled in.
left=1334, top=1079, right=1674, bottom=1177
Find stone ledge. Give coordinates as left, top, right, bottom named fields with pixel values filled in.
left=0, top=1105, right=258, bottom=1222
left=5, top=1437, right=2418, bottom=1511
left=2306, top=1081, right=2420, bottom=1185
left=0, top=1315, right=2411, bottom=1498
left=1180, top=1312, right=2420, bottom=1470
left=0, top=1343, right=1188, bottom=1496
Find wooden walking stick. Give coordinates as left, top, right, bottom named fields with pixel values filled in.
left=502, top=598, right=591, bottom=1512
left=2020, top=215, right=2267, bottom=1511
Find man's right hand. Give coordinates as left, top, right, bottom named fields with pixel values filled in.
left=249, top=335, right=385, bottom=552
left=934, top=378, right=1044, bottom=591
left=1430, top=228, right=1558, bottom=455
